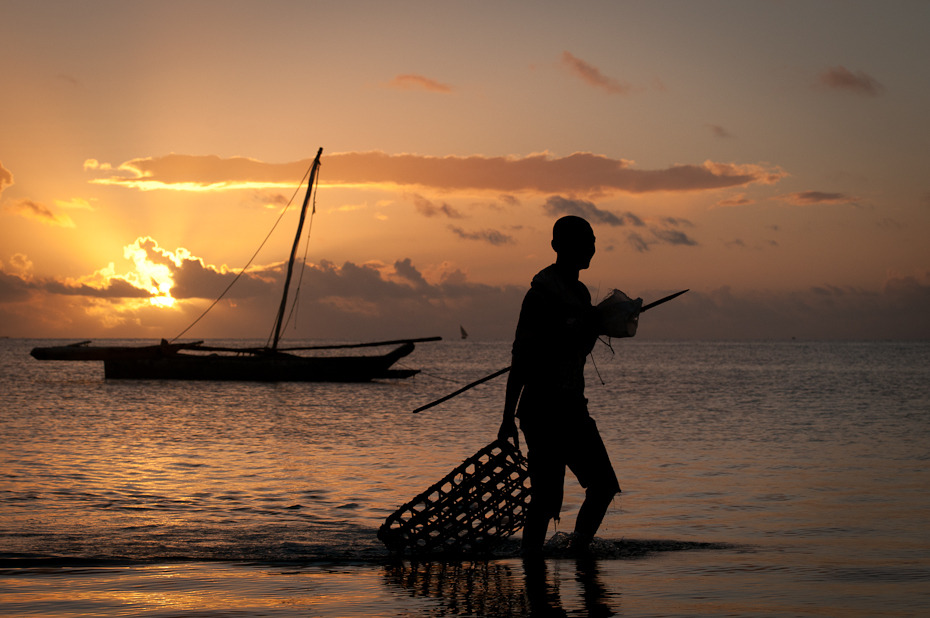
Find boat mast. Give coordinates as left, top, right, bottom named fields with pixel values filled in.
left=271, top=147, right=323, bottom=351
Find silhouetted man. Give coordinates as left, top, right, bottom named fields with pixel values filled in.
left=499, top=215, right=621, bottom=557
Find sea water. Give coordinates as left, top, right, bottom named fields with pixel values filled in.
left=1, top=338, right=928, bottom=616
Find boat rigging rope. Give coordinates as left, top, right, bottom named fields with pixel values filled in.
left=169, top=161, right=315, bottom=343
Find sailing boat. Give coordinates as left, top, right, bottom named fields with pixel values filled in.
left=30, top=148, right=440, bottom=382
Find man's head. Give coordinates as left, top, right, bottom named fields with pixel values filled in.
left=551, top=215, right=596, bottom=270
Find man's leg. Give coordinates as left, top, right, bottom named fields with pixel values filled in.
left=567, top=417, right=621, bottom=551
left=572, top=485, right=617, bottom=548
left=521, top=509, right=550, bottom=557
left=520, top=421, right=566, bottom=556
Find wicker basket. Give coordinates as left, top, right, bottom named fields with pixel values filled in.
left=378, top=440, right=531, bottom=554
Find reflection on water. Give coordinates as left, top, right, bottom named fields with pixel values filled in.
left=6, top=551, right=929, bottom=617
left=523, top=557, right=616, bottom=617
left=2, top=338, right=930, bottom=615
left=1, top=558, right=621, bottom=617
left=386, top=560, right=529, bottom=616
left=384, top=557, right=618, bottom=617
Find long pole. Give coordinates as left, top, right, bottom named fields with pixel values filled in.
left=271, top=147, right=323, bottom=351
left=279, top=336, right=442, bottom=351
left=412, top=367, right=511, bottom=413
left=412, top=289, right=689, bottom=413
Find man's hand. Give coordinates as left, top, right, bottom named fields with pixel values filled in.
left=498, top=416, right=520, bottom=450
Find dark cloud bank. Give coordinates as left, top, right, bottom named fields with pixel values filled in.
left=2, top=254, right=928, bottom=340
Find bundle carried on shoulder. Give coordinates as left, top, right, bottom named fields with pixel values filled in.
left=596, top=289, right=643, bottom=338
left=378, top=439, right=531, bottom=555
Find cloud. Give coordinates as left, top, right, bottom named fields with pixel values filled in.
left=44, top=277, right=153, bottom=299
left=820, top=66, right=883, bottom=96
left=1, top=231, right=521, bottom=331
left=57, top=73, right=81, bottom=87
left=331, top=152, right=787, bottom=195
left=386, top=74, right=453, bottom=93
left=83, top=159, right=111, bottom=171
left=247, top=190, right=290, bottom=211
left=876, top=217, right=903, bottom=230
left=0, top=269, right=31, bottom=303
left=285, top=259, right=528, bottom=340
left=5, top=243, right=930, bottom=341
left=716, top=194, right=754, bottom=207
left=210, top=257, right=524, bottom=340
left=5, top=254, right=33, bottom=279
left=323, top=152, right=785, bottom=194
left=627, top=233, right=651, bottom=253
left=642, top=276, right=930, bottom=340
left=0, top=238, right=265, bottom=309
left=411, top=194, right=464, bottom=218
left=1, top=163, right=83, bottom=226
left=539, top=195, right=697, bottom=252
left=392, top=257, right=430, bottom=289
left=561, top=52, right=632, bottom=95
left=0, top=237, right=525, bottom=339
left=778, top=191, right=858, bottom=206
left=89, top=151, right=786, bottom=196
left=652, top=228, right=698, bottom=247
left=707, top=124, right=735, bottom=138
left=448, top=226, right=515, bottom=246
left=626, top=220, right=699, bottom=253
left=882, top=274, right=930, bottom=320
left=4, top=199, right=76, bottom=227
left=0, top=252, right=152, bottom=305
left=723, top=237, right=778, bottom=251
left=55, top=197, right=96, bottom=211
left=542, top=195, right=644, bottom=227
left=661, top=216, right=694, bottom=228
left=0, top=250, right=527, bottom=340
left=0, top=162, right=12, bottom=196
left=167, top=253, right=271, bottom=301
left=88, top=154, right=311, bottom=191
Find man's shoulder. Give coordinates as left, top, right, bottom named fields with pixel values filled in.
left=530, top=264, right=589, bottom=301
left=530, top=264, right=561, bottom=290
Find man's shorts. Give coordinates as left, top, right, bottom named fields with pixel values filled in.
left=519, top=411, right=621, bottom=521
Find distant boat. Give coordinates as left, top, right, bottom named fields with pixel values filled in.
left=460, top=325, right=468, bottom=340
left=30, top=148, right=440, bottom=382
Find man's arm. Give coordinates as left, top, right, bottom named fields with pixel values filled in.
left=498, top=363, right=525, bottom=449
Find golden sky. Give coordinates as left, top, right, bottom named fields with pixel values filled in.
left=2, top=0, right=928, bottom=340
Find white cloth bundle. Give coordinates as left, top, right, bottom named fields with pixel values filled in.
left=596, top=289, right=643, bottom=338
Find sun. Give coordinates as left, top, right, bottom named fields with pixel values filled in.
left=149, top=294, right=176, bottom=309
left=123, top=239, right=177, bottom=308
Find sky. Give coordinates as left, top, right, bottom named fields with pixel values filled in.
left=2, top=0, right=929, bottom=342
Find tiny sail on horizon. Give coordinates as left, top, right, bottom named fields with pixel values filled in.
left=460, top=325, right=468, bottom=340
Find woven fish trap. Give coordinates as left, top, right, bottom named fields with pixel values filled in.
left=378, top=440, right=531, bottom=555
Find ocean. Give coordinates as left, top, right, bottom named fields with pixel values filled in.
left=1, top=337, right=928, bottom=616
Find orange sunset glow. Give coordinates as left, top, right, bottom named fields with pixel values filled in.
left=2, top=1, right=928, bottom=341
